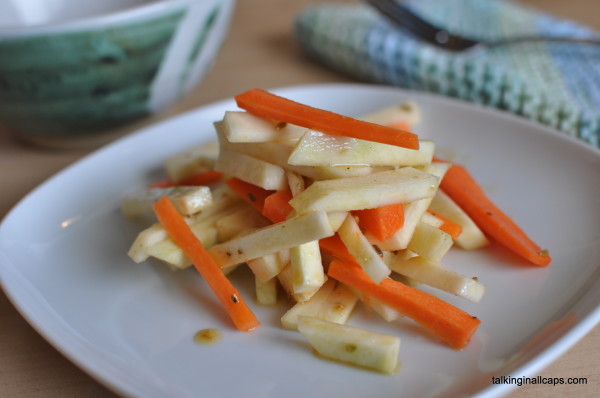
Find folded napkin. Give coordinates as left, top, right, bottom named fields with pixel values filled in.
left=294, top=0, right=600, bottom=147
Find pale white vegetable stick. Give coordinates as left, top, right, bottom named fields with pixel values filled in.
left=146, top=225, right=218, bottom=269
left=288, top=131, right=435, bottom=167
left=407, top=222, right=454, bottom=263
left=386, top=253, right=486, bottom=303
left=281, top=279, right=357, bottom=330
left=429, top=189, right=490, bottom=250
left=366, top=298, right=403, bottom=322
left=129, top=197, right=246, bottom=265
left=327, top=211, right=348, bottom=232
left=121, top=186, right=212, bottom=218
left=247, top=250, right=289, bottom=283
left=281, top=279, right=336, bottom=329
left=315, top=281, right=358, bottom=324
left=215, top=206, right=269, bottom=242
left=164, top=141, right=218, bottom=182
left=412, top=231, right=447, bottom=262
left=168, top=186, right=213, bottom=216
left=215, top=121, right=380, bottom=180
left=417, top=162, right=451, bottom=179
left=209, top=210, right=334, bottom=269
left=277, top=263, right=317, bottom=303
left=188, top=184, right=244, bottom=224
left=145, top=204, right=250, bottom=269
left=297, top=316, right=400, bottom=375
left=255, top=276, right=278, bottom=306
left=290, top=241, right=325, bottom=295
left=128, top=223, right=169, bottom=263
left=289, top=211, right=347, bottom=231
left=286, top=170, right=305, bottom=197
left=337, top=214, right=391, bottom=283
left=215, top=148, right=287, bottom=190
left=223, top=111, right=305, bottom=142
left=350, top=287, right=402, bottom=322
left=420, top=211, right=444, bottom=229
left=289, top=167, right=438, bottom=214
left=359, top=101, right=421, bottom=126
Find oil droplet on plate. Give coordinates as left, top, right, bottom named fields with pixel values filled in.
left=193, top=328, right=221, bottom=345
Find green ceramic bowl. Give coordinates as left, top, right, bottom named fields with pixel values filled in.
left=0, top=0, right=235, bottom=145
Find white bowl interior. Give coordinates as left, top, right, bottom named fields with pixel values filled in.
left=0, top=0, right=159, bottom=28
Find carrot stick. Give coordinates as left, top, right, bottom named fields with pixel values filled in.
left=426, top=209, right=463, bottom=239
left=148, top=170, right=224, bottom=188
left=319, top=234, right=356, bottom=264
left=177, top=170, right=224, bottom=186
left=262, top=190, right=294, bottom=223
left=439, top=163, right=551, bottom=266
left=352, top=203, right=405, bottom=242
left=234, top=89, right=419, bottom=149
left=148, top=177, right=174, bottom=188
left=225, top=177, right=274, bottom=212
left=153, top=196, right=259, bottom=332
left=327, top=259, right=480, bottom=349
left=387, top=120, right=412, bottom=132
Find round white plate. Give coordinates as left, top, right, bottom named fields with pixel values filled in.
left=1, top=83, right=599, bottom=398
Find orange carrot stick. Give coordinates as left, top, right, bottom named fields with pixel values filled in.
left=225, top=177, right=274, bottom=212
left=234, top=89, right=419, bottom=149
left=153, top=196, right=259, bottom=332
left=148, top=170, right=224, bottom=188
left=327, top=259, right=480, bottom=349
left=352, top=203, right=405, bottom=242
left=387, top=120, right=412, bottom=132
left=262, top=190, right=294, bottom=223
left=426, top=209, right=463, bottom=239
left=439, top=163, right=551, bottom=266
left=177, top=170, right=224, bottom=186
left=319, top=234, right=356, bottom=264
left=148, top=177, right=174, bottom=188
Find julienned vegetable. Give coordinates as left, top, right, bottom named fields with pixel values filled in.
left=262, top=190, right=294, bottom=223
left=148, top=170, right=224, bottom=188
left=327, top=259, right=481, bottom=350
left=152, top=196, right=259, bottom=332
left=234, top=88, right=420, bottom=149
left=426, top=209, right=463, bottom=239
left=352, top=203, right=405, bottom=242
left=319, top=234, right=355, bottom=263
left=435, top=159, right=551, bottom=266
left=225, top=177, right=272, bottom=212
left=124, top=90, right=550, bottom=373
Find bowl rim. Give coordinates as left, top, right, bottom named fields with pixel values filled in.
left=0, top=0, right=208, bottom=38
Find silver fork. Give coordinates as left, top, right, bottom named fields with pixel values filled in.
left=366, top=0, right=600, bottom=52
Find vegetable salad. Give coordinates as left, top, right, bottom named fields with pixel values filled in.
left=122, top=89, right=550, bottom=374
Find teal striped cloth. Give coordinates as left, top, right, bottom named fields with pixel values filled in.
left=294, top=0, right=600, bottom=147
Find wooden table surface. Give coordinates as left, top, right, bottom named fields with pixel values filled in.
left=1, top=0, right=598, bottom=396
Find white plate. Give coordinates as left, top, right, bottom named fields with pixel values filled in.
left=1, top=83, right=599, bottom=398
